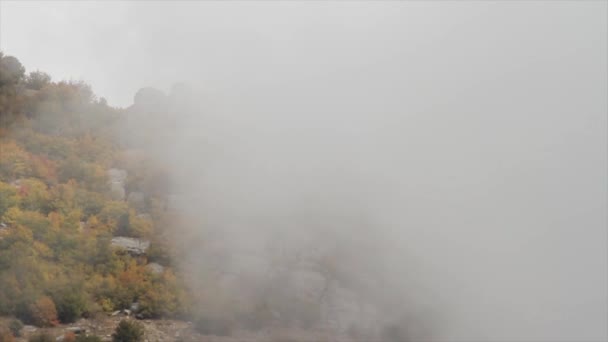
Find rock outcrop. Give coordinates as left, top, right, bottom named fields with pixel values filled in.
left=111, top=237, right=150, bottom=256
left=107, top=168, right=127, bottom=201
left=146, top=262, right=165, bottom=275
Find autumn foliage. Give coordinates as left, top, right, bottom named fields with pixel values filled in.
left=0, top=52, right=189, bottom=325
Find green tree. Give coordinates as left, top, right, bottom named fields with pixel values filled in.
left=0, top=53, right=25, bottom=87
left=112, top=320, right=144, bottom=342
left=24, top=71, right=51, bottom=90
left=8, top=319, right=23, bottom=337
left=50, top=286, right=87, bottom=323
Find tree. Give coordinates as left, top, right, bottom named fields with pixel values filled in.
left=18, top=178, right=51, bottom=213
left=8, top=320, right=23, bottom=337
left=0, top=181, right=17, bottom=217
left=112, top=320, right=144, bottom=342
left=51, top=286, right=87, bottom=323
left=0, top=53, right=25, bottom=87
left=28, top=296, right=59, bottom=327
left=25, top=71, right=51, bottom=90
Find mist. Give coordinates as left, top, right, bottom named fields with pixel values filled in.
left=2, top=1, right=606, bottom=341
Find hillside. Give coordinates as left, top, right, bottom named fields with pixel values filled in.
left=0, top=52, right=409, bottom=342
left=0, top=52, right=192, bottom=341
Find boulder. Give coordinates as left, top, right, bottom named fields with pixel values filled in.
left=109, top=183, right=125, bottom=200
left=137, top=213, right=152, bottom=220
left=65, top=326, right=86, bottom=335
left=111, top=237, right=150, bottom=256
left=146, top=262, right=165, bottom=274
left=107, top=168, right=127, bottom=183
left=22, top=325, right=37, bottom=335
left=108, top=169, right=127, bottom=200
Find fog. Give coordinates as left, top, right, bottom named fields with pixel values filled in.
left=2, top=1, right=606, bottom=341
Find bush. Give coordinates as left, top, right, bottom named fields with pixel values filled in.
left=112, top=319, right=144, bottom=342
left=27, top=333, right=54, bottom=342
left=51, top=287, right=87, bottom=323
left=25, top=71, right=51, bottom=90
left=28, top=296, right=59, bottom=327
left=8, top=320, right=23, bottom=337
left=63, top=332, right=76, bottom=342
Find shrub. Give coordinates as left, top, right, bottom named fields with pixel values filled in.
left=112, top=319, right=144, bottom=342
left=51, top=287, right=87, bottom=323
left=28, top=296, right=59, bottom=327
left=63, top=332, right=76, bottom=342
left=25, top=71, right=51, bottom=90
left=8, top=320, right=23, bottom=337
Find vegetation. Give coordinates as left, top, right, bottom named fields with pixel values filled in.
left=0, top=52, right=189, bottom=326
left=75, top=335, right=103, bottom=342
left=112, top=319, right=144, bottom=342
left=0, top=51, right=327, bottom=336
left=0, top=329, right=14, bottom=342
left=27, top=333, right=54, bottom=342
left=7, top=320, right=22, bottom=337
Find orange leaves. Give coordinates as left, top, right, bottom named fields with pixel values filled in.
left=62, top=332, right=76, bottom=342
left=30, top=154, right=58, bottom=184
left=117, top=259, right=148, bottom=289
left=28, top=296, right=59, bottom=327
left=0, top=139, right=57, bottom=183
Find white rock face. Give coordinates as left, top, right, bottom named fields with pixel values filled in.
left=108, top=168, right=127, bottom=183
left=111, top=237, right=150, bottom=256
left=109, top=182, right=125, bottom=201
left=107, top=168, right=127, bottom=200
left=146, top=262, right=165, bottom=274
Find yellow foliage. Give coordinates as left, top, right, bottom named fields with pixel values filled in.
left=33, top=240, right=52, bottom=259
left=17, top=178, right=51, bottom=212
left=0, top=54, right=190, bottom=321
left=0, top=140, right=32, bottom=180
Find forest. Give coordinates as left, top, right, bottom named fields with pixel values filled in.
left=0, top=52, right=191, bottom=341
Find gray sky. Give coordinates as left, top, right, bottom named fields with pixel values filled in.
left=1, top=1, right=607, bottom=341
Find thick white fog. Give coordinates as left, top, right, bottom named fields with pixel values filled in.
left=2, top=1, right=606, bottom=341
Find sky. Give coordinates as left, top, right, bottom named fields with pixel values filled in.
left=1, top=1, right=607, bottom=341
